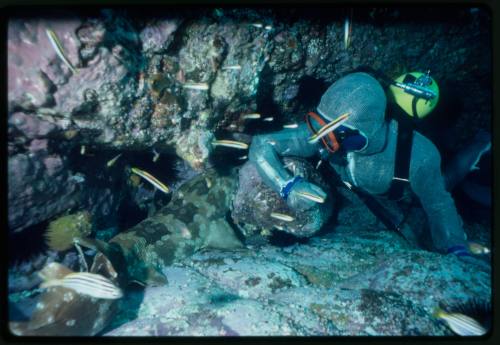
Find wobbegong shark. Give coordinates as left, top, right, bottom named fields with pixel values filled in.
left=10, top=170, right=242, bottom=336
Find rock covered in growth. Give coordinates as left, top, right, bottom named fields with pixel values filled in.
left=105, top=226, right=489, bottom=336
left=8, top=151, right=81, bottom=232
left=7, top=8, right=491, bottom=171
left=231, top=157, right=333, bottom=239
left=8, top=17, right=82, bottom=112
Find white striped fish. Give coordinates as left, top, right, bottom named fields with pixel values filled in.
left=283, top=123, right=299, bottom=129
left=434, top=308, right=487, bottom=336
left=242, top=113, right=261, bottom=120
left=106, top=153, right=122, bottom=167
left=212, top=140, right=249, bottom=150
left=263, top=117, right=274, bottom=122
left=46, top=29, right=78, bottom=74
left=131, top=167, right=170, bottom=194
left=344, top=16, right=352, bottom=49
left=40, top=272, right=123, bottom=300
left=222, top=65, right=242, bottom=70
left=296, top=190, right=325, bottom=204
left=307, top=112, right=350, bottom=144
left=468, top=242, right=490, bottom=255
left=182, top=82, right=209, bottom=90
left=270, top=212, right=295, bottom=222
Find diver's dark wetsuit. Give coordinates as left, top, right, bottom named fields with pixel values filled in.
left=249, top=72, right=468, bottom=253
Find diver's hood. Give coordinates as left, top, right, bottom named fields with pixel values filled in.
left=317, top=72, right=388, bottom=155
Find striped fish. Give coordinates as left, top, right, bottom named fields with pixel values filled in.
left=40, top=272, right=123, bottom=300
left=296, top=190, right=326, bottom=204
left=222, top=65, right=242, bottom=70
left=242, top=113, right=261, bottom=120
left=131, top=167, right=170, bottom=194
left=307, top=112, right=350, bottom=144
left=46, top=29, right=78, bottom=74
left=182, top=82, right=209, bottom=90
left=106, top=153, right=122, bottom=168
left=468, top=242, right=490, bottom=255
left=344, top=16, right=352, bottom=49
left=212, top=140, right=249, bottom=150
left=283, top=123, right=299, bottom=129
left=434, top=308, right=487, bottom=336
left=270, top=212, right=295, bottom=222
left=263, top=117, right=274, bottom=122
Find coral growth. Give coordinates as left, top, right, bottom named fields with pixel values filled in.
left=45, top=211, right=92, bottom=251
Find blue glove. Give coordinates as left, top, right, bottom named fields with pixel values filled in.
left=280, top=176, right=327, bottom=212
left=447, top=244, right=490, bottom=269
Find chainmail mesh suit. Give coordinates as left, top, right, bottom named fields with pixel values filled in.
left=249, top=72, right=467, bottom=253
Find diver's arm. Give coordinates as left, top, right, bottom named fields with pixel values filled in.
left=249, top=123, right=315, bottom=192
left=249, top=123, right=325, bottom=209
left=409, top=135, right=467, bottom=253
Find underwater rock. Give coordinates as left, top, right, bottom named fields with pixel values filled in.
left=9, top=112, right=58, bottom=139
left=232, top=157, right=333, bottom=239
left=339, top=249, right=491, bottom=310
left=8, top=152, right=80, bottom=232
left=140, top=19, right=182, bottom=54
left=8, top=9, right=490, bottom=171
left=8, top=17, right=82, bottom=112
left=104, top=225, right=480, bottom=336
left=188, top=249, right=308, bottom=299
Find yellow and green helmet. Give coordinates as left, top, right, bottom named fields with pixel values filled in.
left=389, top=71, right=440, bottom=119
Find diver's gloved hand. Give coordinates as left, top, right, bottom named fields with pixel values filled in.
left=281, top=176, right=327, bottom=212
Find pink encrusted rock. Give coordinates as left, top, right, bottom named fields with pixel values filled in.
left=9, top=112, right=57, bottom=139
left=8, top=17, right=82, bottom=111
left=43, top=155, right=63, bottom=176
left=52, top=46, right=134, bottom=120
left=29, top=138, right=49, bottom=154
left=140, top=19, right=182, bottom=53
left=8, top=152, right=78, bottom=232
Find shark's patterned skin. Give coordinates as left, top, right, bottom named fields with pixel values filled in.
left=10, top=170, right=242, bottom=336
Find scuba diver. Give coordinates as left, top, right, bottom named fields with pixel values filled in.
left=249, top=70, right=489, bottom=258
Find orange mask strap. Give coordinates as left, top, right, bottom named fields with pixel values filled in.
left=305, top=111, right=340, bottom=153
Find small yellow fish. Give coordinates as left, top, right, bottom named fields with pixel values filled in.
left=242, top=113, right=261, bottom=120
left=263, top=117, right=274, bottom=122
left=308, top=112, right=350, bottom=144
left=296, top=190, right=326, bottom=204
left=41, top=272, right=123, bottom=300
left=433, top=307, right=487, bottom=336
left=283, top=123, right=298, bottom=129
left=46, top=28, right=78, bottom=74
left=106, top=153, right=122, bottom=168
left=212, top=140, right=249, bottom=150
left=468, top=242, right=490, bottom=255
left=182, top=82, right=209, bottom=90
left=131, top=167, right=170, bottom=194
left=270, top=212, right=295, bottom=222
